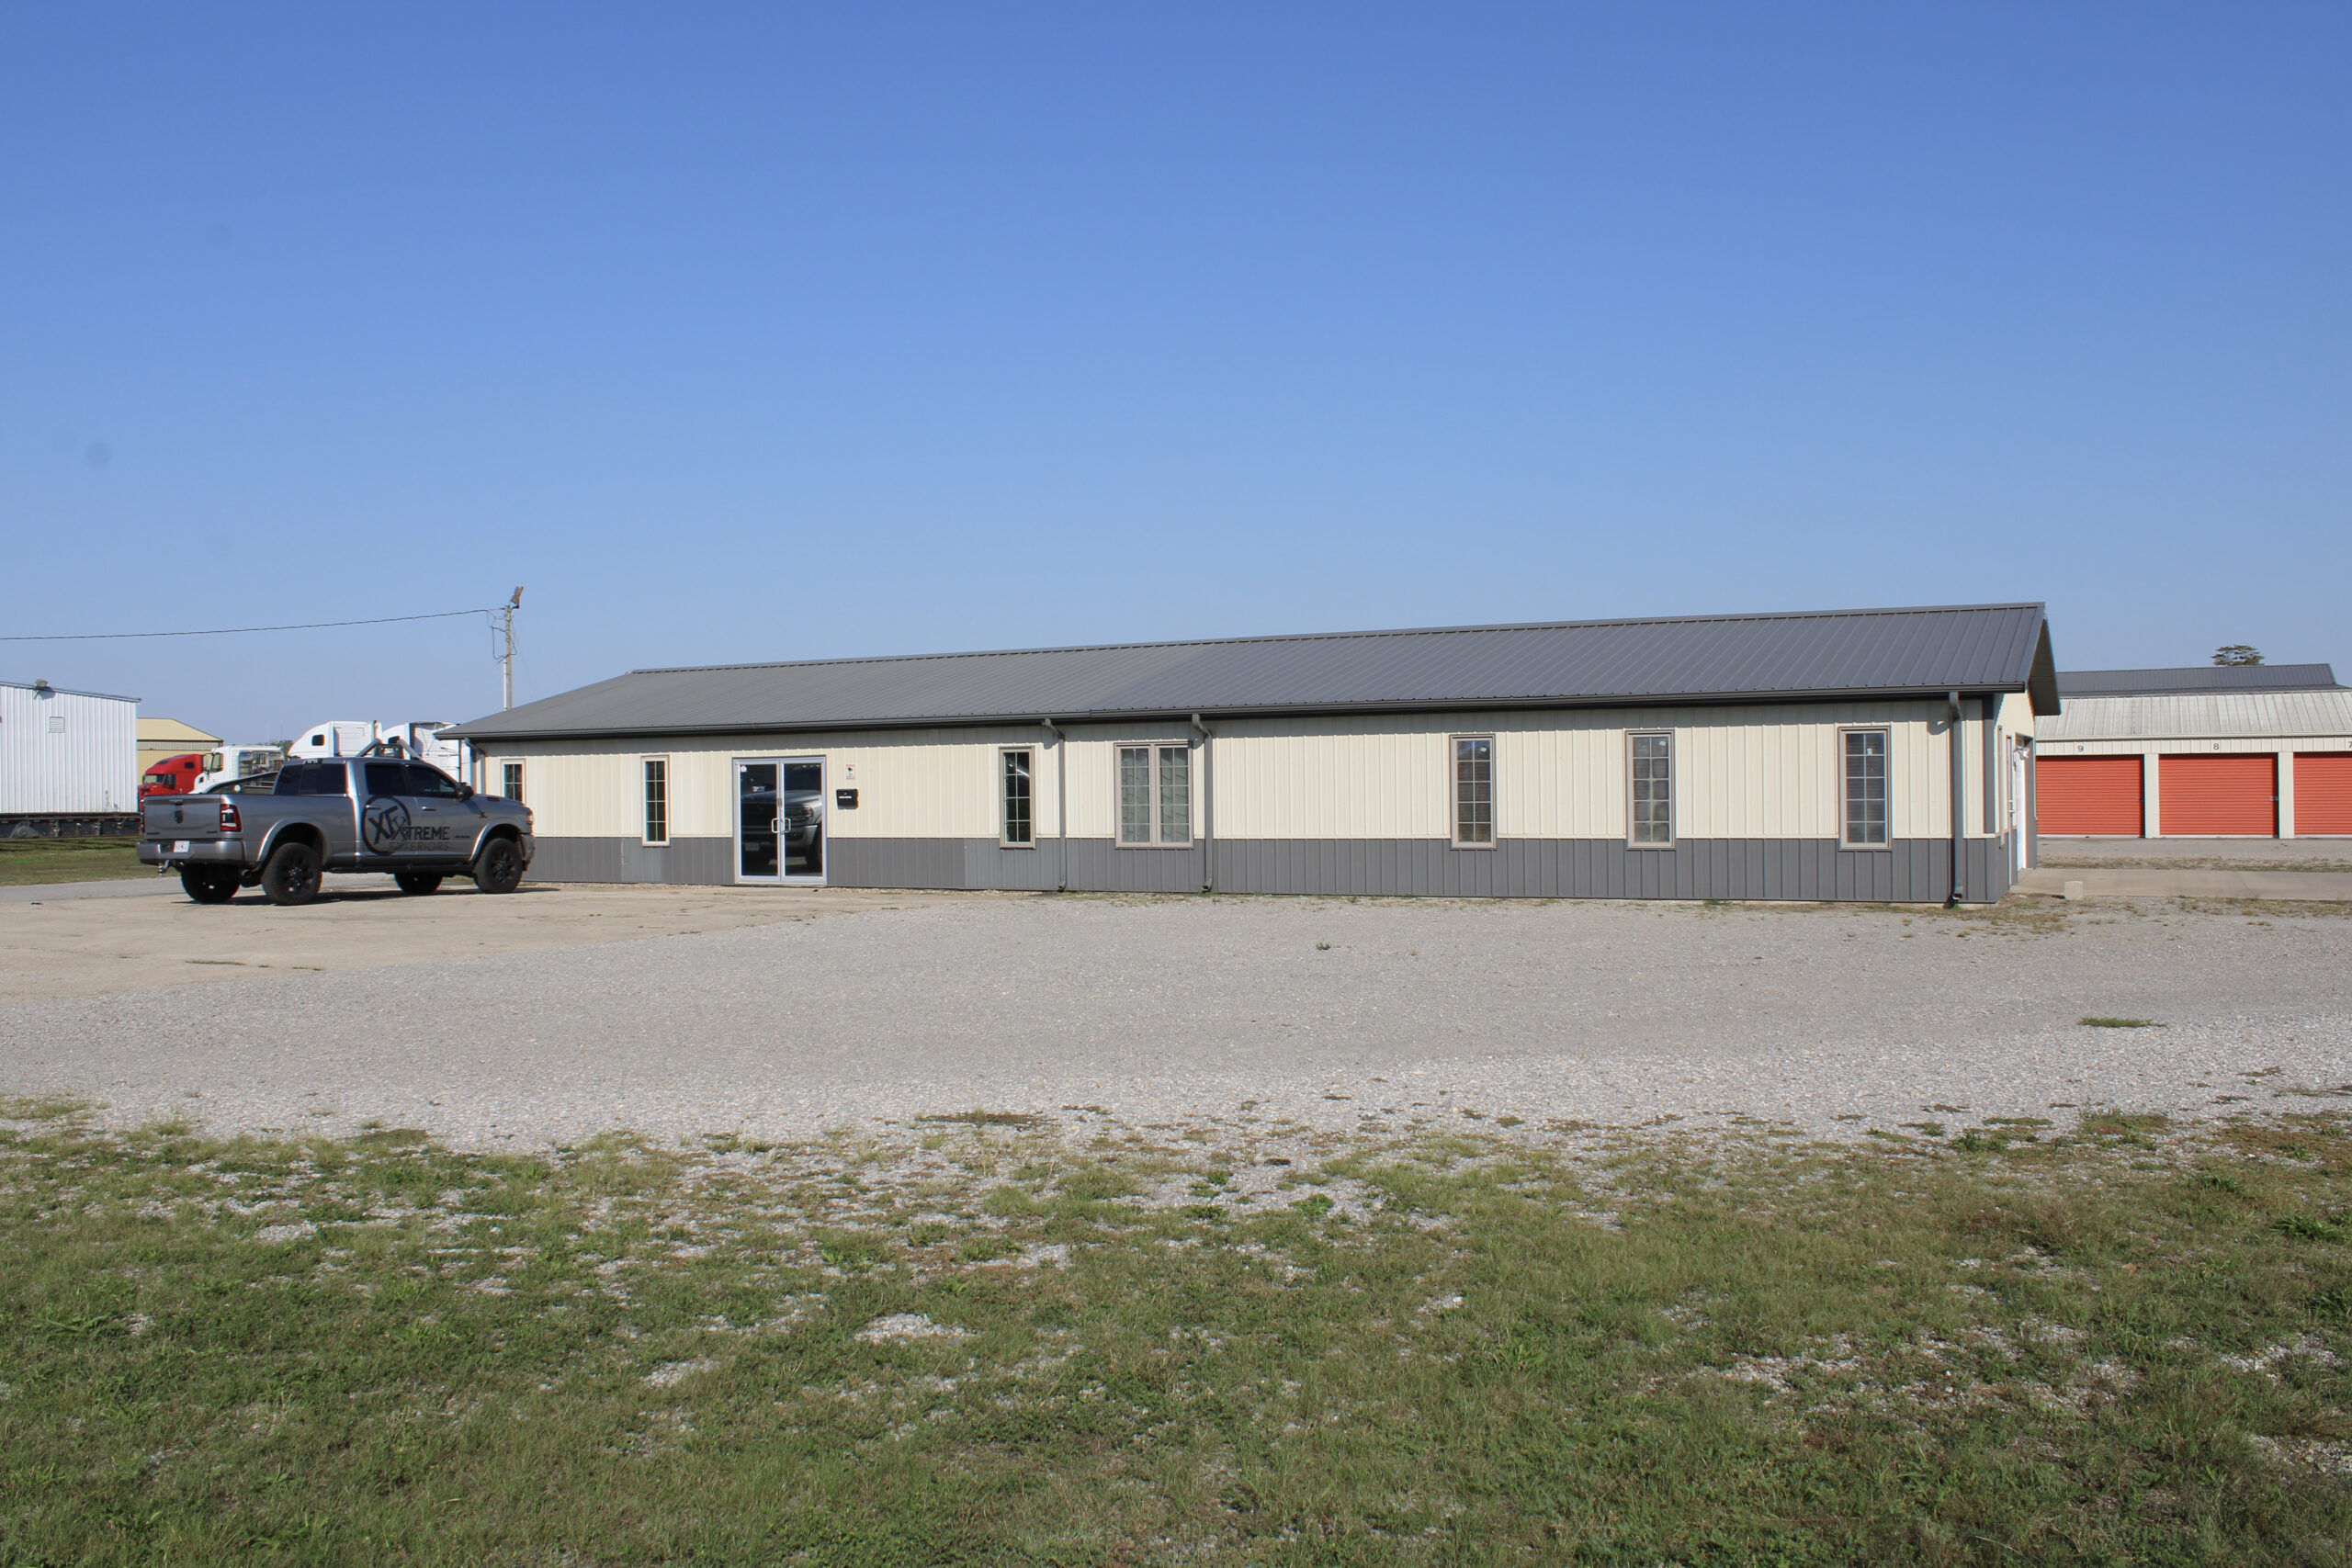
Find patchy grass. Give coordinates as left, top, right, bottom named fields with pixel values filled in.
left=1, top=1100, right=2347, bottom=1565
left=0, top=836, right=148, bottom=886
left=2080, top=1015, right=2161, bottom=1029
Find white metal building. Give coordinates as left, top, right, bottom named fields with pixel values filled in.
left=2036, top=664, right=2352, bottom=838
left=3, top=678, right=140, bottom=834
left=447, top=604, right=2060, bottom=904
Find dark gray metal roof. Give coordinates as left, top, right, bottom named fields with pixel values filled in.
left=2057, top=663, right=2342, bottom=699
left=448, top=603, right=2059, bottom=742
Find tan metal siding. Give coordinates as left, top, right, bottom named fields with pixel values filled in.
left=473, top=726, right=1068, bottom=845
left=482, top=699, right=1991, bottom=858
left=1208, top=701, right=1956, bottom=842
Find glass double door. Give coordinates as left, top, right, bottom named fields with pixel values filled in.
left=737, top=757, right=826, bottom=882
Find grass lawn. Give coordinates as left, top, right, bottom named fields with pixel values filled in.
left=1, top=1100, right=2346, bottom=1566
left=0, top=836, right=150, bottom=887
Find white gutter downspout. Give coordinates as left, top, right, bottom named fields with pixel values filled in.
left=1041, top=718, right=1067, bottom=893
left=1948, top=691, right=1965, bottom=908
left=1192, top=713, right=1215, bottom=894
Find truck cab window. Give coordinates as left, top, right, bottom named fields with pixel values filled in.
left=406, top=765, right=463, bottom=799
left=275, top=762, right=349, bottom=796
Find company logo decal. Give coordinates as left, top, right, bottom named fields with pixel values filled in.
left=361, top=795, right=456, bottom=853
left=361, top=795, right=412, bottom=854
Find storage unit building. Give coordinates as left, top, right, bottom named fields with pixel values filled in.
left=3, top=678, right=141, bottom=836
left=2036, top=663, right=2352, bottom=838
left=447, top=603, right=2060, bottom=904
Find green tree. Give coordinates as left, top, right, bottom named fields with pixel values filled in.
left=2211, top=645, right=2264, bottom=666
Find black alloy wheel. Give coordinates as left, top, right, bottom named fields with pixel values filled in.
left=393, top=872, right=444, bottom=896
left=472, top=837, right=523, bottom=895
left=260, top=840, right=322, bottom=907
left=179, top=866, right=240, bottom=904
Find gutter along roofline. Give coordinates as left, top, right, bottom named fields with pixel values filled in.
left=447, top=682, right=2042, bottom=745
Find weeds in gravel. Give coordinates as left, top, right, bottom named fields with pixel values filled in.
left=1, top=1100, right=2347, bottom=1565
left=2079, top=1015, right=2160, bottom=1029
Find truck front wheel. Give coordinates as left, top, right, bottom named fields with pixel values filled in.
left=260, top=841, right=322, bottom=907
left=179, top=866, right=240, bottom=905
left=472, top=837, right=524, bottom=895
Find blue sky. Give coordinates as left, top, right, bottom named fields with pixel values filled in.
left=4, top=5, right=2346, bottom=739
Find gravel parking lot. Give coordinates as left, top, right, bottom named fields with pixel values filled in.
left=5, top=887, right=2347, bottom=1150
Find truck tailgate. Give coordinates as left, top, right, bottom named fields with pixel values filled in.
left=142, top=796, right=227, bottom=839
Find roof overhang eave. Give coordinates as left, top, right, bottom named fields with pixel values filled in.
left=445, top=682, right=2037, bottom=745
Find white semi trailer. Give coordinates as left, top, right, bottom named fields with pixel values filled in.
left=288, top=719, right=476, bottom=781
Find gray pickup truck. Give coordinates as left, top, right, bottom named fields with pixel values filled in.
left=139, top=757, right=535, bottom=906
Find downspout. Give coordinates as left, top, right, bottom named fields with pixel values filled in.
left=1192, top=713, right=1215, bottom=894
left=1041, top=718, right=1067, bottom=893
left=1947, top=691, right=1965, bottom=908
left=2024, top=736, right=2039, bottom=870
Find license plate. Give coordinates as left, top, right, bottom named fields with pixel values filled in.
left=171, top=840, right=190, bottom=853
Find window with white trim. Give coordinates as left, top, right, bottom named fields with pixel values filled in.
left=1116, top=742, right=1192, bottom=846
left=1001, top=748, right=1035, bottom=847
left=1840, top=728, right=1889, bottom=847
left=642, top=758, right=668, bottom=845
left=502, top=761, right=524, bottom=805
left=1452, top=735, right=1495, bottom=846
left=1630, top=732, right=1673, bottom=846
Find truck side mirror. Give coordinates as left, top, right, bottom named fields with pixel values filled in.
left=457, top=784, right=476, bottom=802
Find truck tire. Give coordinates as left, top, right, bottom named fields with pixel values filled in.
left=394, top=872, right=444, bottom=896
left=179, top=866, right=240, bottom=905
left=260, top=840, right=322, bottom=907
left=472, top=837, right=524, bottom=895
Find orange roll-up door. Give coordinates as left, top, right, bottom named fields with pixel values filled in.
left=2036, top=756, right=2142, bottom=836
left=2295, top=753, right=2352, bottom=836
left=2159, top=753, right=2276, bottom=836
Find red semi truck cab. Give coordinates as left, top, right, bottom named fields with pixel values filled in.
left=141, top=753, right=207, bottom=800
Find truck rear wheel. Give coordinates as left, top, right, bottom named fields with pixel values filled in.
left=179, top=866, right=240, bottom=905
left=260, top=841, right=322, bottom=907
left=472, top=837, right=524, bottom=895
left=394, top=872, right=444, bottom=896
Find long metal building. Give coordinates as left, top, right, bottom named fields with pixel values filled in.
left=447, top=603, right=2060, bottom=903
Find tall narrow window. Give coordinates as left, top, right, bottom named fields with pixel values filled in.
left=642, top=758, right=668, bottom=845
left=503, top=761, right=524, bottom=804
left=1157, top=744, right=1191, bottom=843
left=1117, top=742, right=1193, bottom=846
left=1630, top=733, right=1673, bottom=846
left=1842, top=729, right=1889, bottom=846
left=1001, top=748, right=1035, bottom=847
left=1119, top=746, right=1154, bottom=844
left=1453, top=735, right=1495, bottom=846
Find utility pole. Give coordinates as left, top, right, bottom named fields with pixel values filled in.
left=500, top=586, right=525, bottom=708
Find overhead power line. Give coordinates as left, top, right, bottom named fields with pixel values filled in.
left=0, top=607, right=498, bottom=642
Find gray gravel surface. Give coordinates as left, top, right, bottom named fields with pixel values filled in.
left=5, top=896, right=2346, bottom=1148
left=1, top=877, right=183, bottom=904
left=0, top=873, right=404, bottom=904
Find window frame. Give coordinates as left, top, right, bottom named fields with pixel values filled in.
left=1626, top=730, right=1676, bottom=850
left=501, top=761, right=525, bottom=806
left=640, top=756, right=669, bottom=846
left=1114, top=739, right=1194, bottom=849
left=1450, top=733, right=1498, bottom=849
left=1838, top=727, right=1893, bottom=850
left=999, top=746, right=1036, bottom=850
